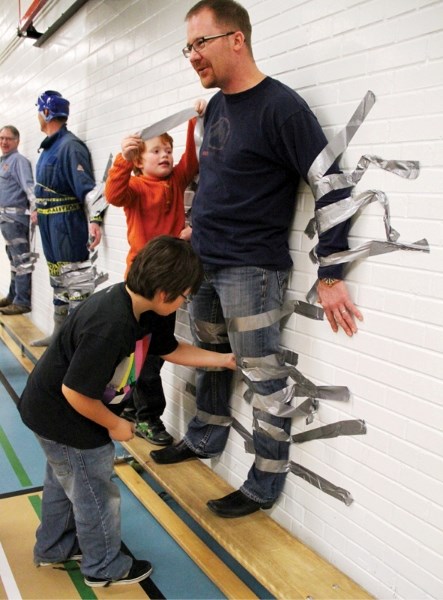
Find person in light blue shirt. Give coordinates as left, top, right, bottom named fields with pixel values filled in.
left=0, top=125, right=35, bottom=315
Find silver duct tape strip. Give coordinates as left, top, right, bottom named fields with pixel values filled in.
left=289, top=461, right=353, bottom=505
left=282, top=349, right=299, bottom=366
left=196, top=409, right=233, bottom=427
left=251, top=385, right=299, bottom=418
left=185, top=381, right=196, bottom=396
left=293, top=300, right=324, bottom=320
left=194, top=116, right=204, bottom=159
left=140, top=107, right=198, bottom=141
left=252, top=398, right=318, bottom=423
left=286, top=367, right=317, bottom=396
left=192, top=319, right=229, bottom=344
left=227, top=306, right=284, bottom=333
left=240, top=353, right=290, bottom=383
left=0, top=213, right=15, bottom=224
left=254, top=417, right=291, bottom=442
left=0, top=206, right=28, bottom=214
left=255, top=456, right=290, bottom=474
left=310, top=154, right=420, bottom=203
left=51, top=262, right=108, bottom=296
left=291, top=419, right=366, bottom=443
left=286, top=367, right=350, bottom=402
left=87, top=152, right=113, bottom=218
left=227, top=301, right=323, bottom=335
left=232, top=418, right=255, bottom=454
left=297, top=398, right=319, bottom=424
left=307, top=90, right=376, bottom=197
left=86, top=183, right=106, bottom=218
left=306, top=281, right=320, bottom=305
left=315, top=386, right=350, bottom=401
left=306, top=188, right=400, bottom=240
left=7, top=236, right=29, bottom=246
left=14, top=252, right=38, bottom=275
left=0, top=207, right=29, bottom=224
left=312, top=238, right=430, bottom=267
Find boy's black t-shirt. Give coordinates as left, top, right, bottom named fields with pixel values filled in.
left=18, top=283, right=178, bottom=449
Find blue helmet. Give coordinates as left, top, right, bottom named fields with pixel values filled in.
left=36, top=90, right=70, bottom=121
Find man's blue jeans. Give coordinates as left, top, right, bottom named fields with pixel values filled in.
left=34, top=436, right=132, bottom=579
left=0, top=219, right=31, bottom=307
left=185, top=266, right=291, bottom=504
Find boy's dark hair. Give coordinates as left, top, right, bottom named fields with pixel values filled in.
left=186, top=0, right=252, bottom=53
left=126, top=235, right=203, bottom=302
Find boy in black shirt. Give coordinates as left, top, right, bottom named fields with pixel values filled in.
left=18, top=235, right=236, bottom=588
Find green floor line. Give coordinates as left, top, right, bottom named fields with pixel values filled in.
left=28, top=494, right=98, bottom=600
left=0, top=423, right=32, bottom=487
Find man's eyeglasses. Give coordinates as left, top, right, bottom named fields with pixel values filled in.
left=0, top=137, right=17, bottom=142
left=182, top=32, right=235, bottom=58
left=180, top=293, right=193, bottom=304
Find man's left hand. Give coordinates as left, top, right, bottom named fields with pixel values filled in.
left=88, top=222, right=102, bottom=250
left=317, top=279, right=363, bottom=337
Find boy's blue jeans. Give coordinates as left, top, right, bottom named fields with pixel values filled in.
left=34, top=436, right=132, bottom=580
left=0, top=220, right=31, bottom=307
left=185, top=265, right=292, bottom=504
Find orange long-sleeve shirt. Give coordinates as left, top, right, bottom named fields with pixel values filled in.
left=105, top=118, right=199, bottom=276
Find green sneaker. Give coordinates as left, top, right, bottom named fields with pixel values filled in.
left=136, top=418, right=173, bottom=446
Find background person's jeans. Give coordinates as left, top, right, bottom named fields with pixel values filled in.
left=0, top=219, right=31, bottom=307
left=34, top=436, right=132, bottom=580
left=185, top=265, right=291, bottom=504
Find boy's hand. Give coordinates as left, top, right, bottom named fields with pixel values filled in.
left=194, top=99, right=207, bottom=116
left=223, top=353, right=237, bottom=371
left=179, top=225, right=192, bottom=241
left=121, top=135, right=144, bottom=162
left=108, top=418, right=135, bottom=442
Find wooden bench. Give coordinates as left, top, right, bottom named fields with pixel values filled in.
left=121, top=436, right=372, bottom=600
left=0, top=314, right=46, bottom=371
left=1, top=313, right=372, bottom=599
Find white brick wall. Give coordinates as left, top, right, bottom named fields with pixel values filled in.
left=1, top=1, right=442, bottom=598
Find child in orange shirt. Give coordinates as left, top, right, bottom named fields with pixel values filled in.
left=105, top=100, right=205, bottom=444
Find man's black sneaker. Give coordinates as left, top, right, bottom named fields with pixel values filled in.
left=136, top=417, right=173, bottom=446
left=84, top=559, right=153, bottom=587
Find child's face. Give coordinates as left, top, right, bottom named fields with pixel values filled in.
left=135, top=136, right=173, bottom=178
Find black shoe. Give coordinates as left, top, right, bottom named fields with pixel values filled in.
left=0, top=303, right=31, bottom=315
left=136, top=417, right=173, bottom=446
left=150, top=439, right=199, bottom=464
left=207, top=490, right=274, bottom=518
left=84, top=559, right=152, bottom=588
left=0, top=297, right=12, bottom=308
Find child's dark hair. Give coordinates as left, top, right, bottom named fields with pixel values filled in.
left=126, top=235, right=203, bottom=301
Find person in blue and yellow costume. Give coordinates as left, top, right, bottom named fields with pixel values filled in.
left=32, top=90, right=105, bottom=346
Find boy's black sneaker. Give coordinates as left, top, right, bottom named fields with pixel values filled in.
left=136, top=417, right=173, bottom=446
left=84, top=559, right=152, bottom=587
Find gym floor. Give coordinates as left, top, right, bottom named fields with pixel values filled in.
left=0, top=338, right=272, bottom=600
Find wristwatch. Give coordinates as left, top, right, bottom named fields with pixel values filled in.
left=319, top=277, right=341, bottom=286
